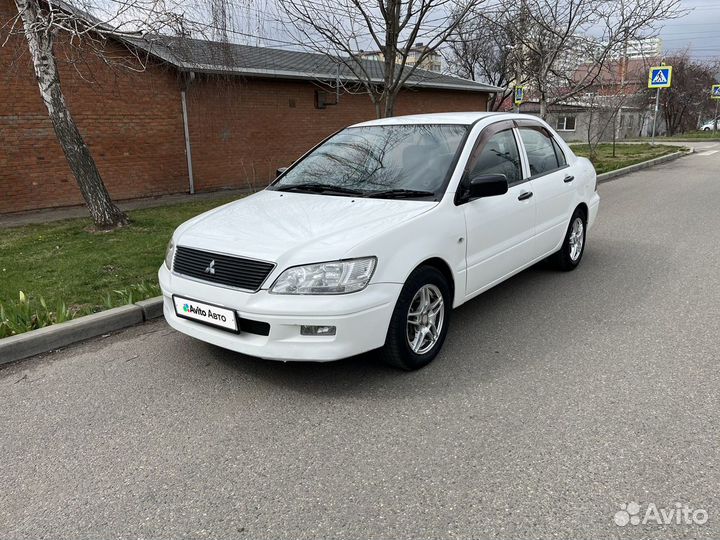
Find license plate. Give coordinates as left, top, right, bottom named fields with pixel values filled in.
left=173, top=295, right=238, bottom=332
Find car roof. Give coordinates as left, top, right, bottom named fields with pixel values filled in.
left=350, top=111, right=528, bottom=127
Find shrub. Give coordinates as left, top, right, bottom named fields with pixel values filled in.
left=0, top=282, right=161, bottom=338
left=104, top=281, right=162, bottom=307
left=0, top=291, right=72, bottom=338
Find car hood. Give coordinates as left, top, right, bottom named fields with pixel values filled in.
left=175, top=190, right=436, bottom=265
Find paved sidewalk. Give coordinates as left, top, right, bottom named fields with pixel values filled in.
left=0, top=189, right=251, bottom=229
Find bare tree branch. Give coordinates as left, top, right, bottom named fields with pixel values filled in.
left=277, top=0, right=486, bottom=118
left=445, top=0, right=685, bottom=118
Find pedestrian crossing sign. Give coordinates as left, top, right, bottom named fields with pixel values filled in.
left=712, top=85, right=720, bottom=99
left=648, top=66, right=672, bottom=89
left=514, top=86, right=525, bottom=105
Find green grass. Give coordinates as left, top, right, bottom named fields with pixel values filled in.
left=572, top=143, right=681, bottom=175
left=663, top=130, right=720, bottom=140
left=630, top=130, right=720, bottom=141
left=0, top=196, right=239, bottom=336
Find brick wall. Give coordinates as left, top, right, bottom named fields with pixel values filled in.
left=0, top=0, right=187, bottom=214
left=0, top=0, right=488, bottom=214
left=186, top=76, right=488, bottom=192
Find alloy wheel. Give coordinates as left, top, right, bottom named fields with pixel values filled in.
left=406, top=284, right=445, bottom=354
left=569, top=217, right=585, bottom=262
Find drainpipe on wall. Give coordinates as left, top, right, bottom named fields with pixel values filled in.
left=180, top=71, right=196, bottom=194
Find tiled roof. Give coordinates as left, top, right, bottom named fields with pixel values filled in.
left=124, top=35, right=502, bottom=93
left=48, top=0, right=500, bottom=93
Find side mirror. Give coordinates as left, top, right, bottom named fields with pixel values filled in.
left=276, top=167, right=288, bottom=178
left=467, top=174, right=509, bottom=199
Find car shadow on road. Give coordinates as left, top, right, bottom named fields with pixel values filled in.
left=201, top=237, right=663, bottom=398
left=204, top=262, right=566, bottom=398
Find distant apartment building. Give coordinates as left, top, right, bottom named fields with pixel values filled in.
left=570, top=35, right=663, bottom=67
left=609, top=37, right=663, bottom=60
left=359, top=43, right=442, bottom=73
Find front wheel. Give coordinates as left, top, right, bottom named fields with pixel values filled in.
left=551, top=208, right=587, bottom=271
left=381, top=266, right=451, bottom=370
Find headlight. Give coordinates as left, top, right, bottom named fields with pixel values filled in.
left=165, top=239, right=175, bottom=270
left=270, top=257, right=377, bottom=294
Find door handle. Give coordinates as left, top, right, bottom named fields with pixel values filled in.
left=564, top=175, right=575, bottom=183
left=518, top=191, right=533, bottom=201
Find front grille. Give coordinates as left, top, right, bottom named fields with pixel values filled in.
left=172, top=246, right=275, bottom=291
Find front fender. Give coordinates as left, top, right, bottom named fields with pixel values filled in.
left=342, top=204, right=467, bottom=307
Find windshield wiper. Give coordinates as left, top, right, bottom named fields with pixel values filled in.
left=365, top=188, right=437, bottom=199
left=275, top=182, right=364, bottom=196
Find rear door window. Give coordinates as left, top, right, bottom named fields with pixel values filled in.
left=518, top=127, right=562, bottom=177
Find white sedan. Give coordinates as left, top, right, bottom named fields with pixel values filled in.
left=159, top=112, right=599, bottom=370
left=700, top=117, right=719, bottom=131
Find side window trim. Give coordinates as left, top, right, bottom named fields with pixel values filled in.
left=551, top=137, right=567, bottom=167
left=508, top=127, right=529, bottom=186
left=513, top=126, right=531, bottom=180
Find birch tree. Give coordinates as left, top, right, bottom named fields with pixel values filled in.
left=277, top=0, right=483, bottom=118
left=5, top=0, right=188, bottom=228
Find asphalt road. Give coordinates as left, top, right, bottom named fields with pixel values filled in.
left=2, top=142, right=719, bottom=539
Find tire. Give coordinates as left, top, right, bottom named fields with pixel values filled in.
left=381, top=266, right=452, bottom=371
left=551, top=208, right=587, bottom=271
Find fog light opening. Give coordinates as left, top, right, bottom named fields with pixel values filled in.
left=301, top=325, right=336, bottom=336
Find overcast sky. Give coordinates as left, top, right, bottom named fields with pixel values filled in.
left=658, top=0, right=720, bottom=62
left=99, top=0, right=719, bottom=64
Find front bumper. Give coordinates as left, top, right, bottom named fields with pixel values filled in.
left=158, top=264, right=400, bottom=361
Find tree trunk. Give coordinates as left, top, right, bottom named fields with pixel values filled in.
left=612, top=112, right=617, bottom=157
left=15, top=0, right=129, bottom=229
left=384, top=93, right=396, bottom=118
left=586, top=103, right=597, bottom=162
left=373, top=98, right=383, bottom=119
left=539, top=92, right=548, bottom=119
left=380, top=0, right=400, bottom=119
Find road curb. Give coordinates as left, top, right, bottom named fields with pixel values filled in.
left=135, top=297, right=164, bottom=320
left=597, top=149, right=693, bottom=184
left=0, top=298, right=164, bottom=366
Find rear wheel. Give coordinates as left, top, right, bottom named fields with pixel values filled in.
left=381, top=266, right=451, bottom=370
left=551, top=208, right=587, bottom=271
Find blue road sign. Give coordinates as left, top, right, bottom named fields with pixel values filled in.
left=648, top=66, right=672, bottom=89
left=514, top=86, right=525, bottom=105
left=712, top=85, right=720, bottom=99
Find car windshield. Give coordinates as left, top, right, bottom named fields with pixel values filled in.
left=270, top=124, right=469, bottom=199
